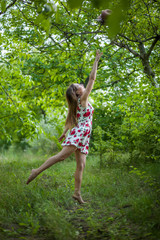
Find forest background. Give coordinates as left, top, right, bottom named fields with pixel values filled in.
left=0, top=0, right=160, bottom=239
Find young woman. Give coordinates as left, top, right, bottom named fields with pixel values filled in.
left=26, top=50, right=103, bottom=204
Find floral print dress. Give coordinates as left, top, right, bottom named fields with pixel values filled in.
left=62, top=98, right=94, bottom=154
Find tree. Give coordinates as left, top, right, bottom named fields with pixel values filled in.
left=111, top=0, right=160, bottom=88
left=0, top=0, right=159, bottom=156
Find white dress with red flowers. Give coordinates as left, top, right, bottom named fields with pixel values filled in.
left=62, top=98, right=94, bottom=154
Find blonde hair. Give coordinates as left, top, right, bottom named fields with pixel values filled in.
left=65, top=84, right=78, bottom=129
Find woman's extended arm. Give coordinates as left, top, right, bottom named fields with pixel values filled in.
left=81, top=50, right=102, bottom=106
left=58, top=126, right=69, bottom=141
left=89, top=55, right=99, bottom=81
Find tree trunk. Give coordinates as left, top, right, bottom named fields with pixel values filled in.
left=138, top=42, right=159, bottom=88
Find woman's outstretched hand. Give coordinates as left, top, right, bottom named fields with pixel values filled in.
left=95, top=49, right=103, bottom=61
left=58, top=133, right=66, bottom=142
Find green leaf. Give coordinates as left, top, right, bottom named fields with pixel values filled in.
left=1, top=0, right=6, bottom=12
left=91, top=0, right=110, bottom=8
left=67, top=0, right=83, bottom=9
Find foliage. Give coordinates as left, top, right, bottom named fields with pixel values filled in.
left=0, top=0, right=160, bottom=163
left=28, top=110, right=65, bottom=154
left=118, top=85, right=160, bottom=162
left=92, top=125, right=109, bottom=167
left=129, top=166, right=160, bottom=193
left=92, top=81, right=160, bottom=163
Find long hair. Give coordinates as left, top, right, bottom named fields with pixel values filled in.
left=65, top=84, right=79, bottom=129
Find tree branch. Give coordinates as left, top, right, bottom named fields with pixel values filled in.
left=49, top=35, right=64, bottom=50
left=146, top=35, right=160, bottom=58
left=110, top=69, right=137, bottom=86
left=60, top=1, right=71, bottom=16
left=142, top=0, right=157, bottom=33
left=138, top=41, right=159, bottom=88
left=119, top=34, right=159, bottom=44
left=118, top=34, right=140, bottom=43
left=0, top=83, right=23, bottom=122
left=111, top=40, right=140, bottom=58
left=63, top=30, right=107, bottom=35
left=77, top=8, right=82, bottom=20
left=18, top=6, right=38, bottom=27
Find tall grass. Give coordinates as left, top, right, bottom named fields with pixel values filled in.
left=0, top=149, right=160, bottom=240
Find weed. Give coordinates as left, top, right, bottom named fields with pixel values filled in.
left=0, top=151, right=160, bottom=239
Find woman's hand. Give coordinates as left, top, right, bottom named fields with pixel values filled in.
left=81, top=49, right=103, bottom=102
left=95, top=49, right=103, bottom=62
left=58, top=133, right=66, bottom=142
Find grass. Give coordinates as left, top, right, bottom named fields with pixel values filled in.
left=0, top=149, right=160, bottom=240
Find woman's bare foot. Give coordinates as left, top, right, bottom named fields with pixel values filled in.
left=72, top=194, right=86, bottom=204
left=26, top=169, right=38, bottom=184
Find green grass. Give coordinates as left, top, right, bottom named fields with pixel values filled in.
left=0, top=150, right=160, bottom=240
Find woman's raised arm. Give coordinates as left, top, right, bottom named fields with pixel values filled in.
left=81, top=50, right=103, bottom=105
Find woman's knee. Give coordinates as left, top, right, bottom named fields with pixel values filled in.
left=57, top=152, right=68, bottom=162
left=82, top=161, right=86, bottom=169
left=59, top=146, right=77, bottom=161
left=77, top=161, right=85, bottom=171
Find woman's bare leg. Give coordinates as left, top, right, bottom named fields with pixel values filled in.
left=73, top=150, right=86, bottom=204
left=26, top=145, right=77, bottom=184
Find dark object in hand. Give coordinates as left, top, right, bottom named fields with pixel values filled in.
left=97, top=9, right=112, bottom=25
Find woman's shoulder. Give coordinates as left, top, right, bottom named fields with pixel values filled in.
left=79, top=97, right=88, bottom=108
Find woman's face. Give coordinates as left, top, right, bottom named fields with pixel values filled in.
left=74, top=84, right=85, bottom=96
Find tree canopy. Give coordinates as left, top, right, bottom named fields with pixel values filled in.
left=0, top=0, right=160, bottom=160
